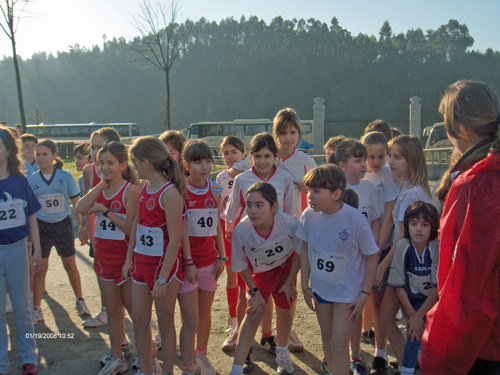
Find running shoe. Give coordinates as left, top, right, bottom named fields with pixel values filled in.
left=276, top=347, right=294, bottom=375
left=32, top=307, right=44, bottom=325
left=288, top=330, right=304, bottom=352
left=132, top=356, right=140, bottom=370
left=100, top=344, right=132, bottom=366
left=361, top=329, right=375, bottom=346
left=98, top=356, right=128, bottom=375
left=76, top=297, right=91, bottom=316
left=83, top=308, right=107, bottom=328
left=194, top=354, right=216, bottom=375
left=151, top=356, right=162, bottom=375
left=222, top=328, right=238, bottom=352
left=350, top=359, right=367, bottom=375
left=243, top=348, right=253, bottom=374
left=260, top=335, right=277, bottom=356
left=369, top=356, right=388, bottom=374
left=321, top=358, right=331, bottom=375
left=22, top=363, right=38, bottom=375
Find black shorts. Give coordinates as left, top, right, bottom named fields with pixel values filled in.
left=373, top=247, right=391, bottom=293
left=38, top=216, right=76, bottom=258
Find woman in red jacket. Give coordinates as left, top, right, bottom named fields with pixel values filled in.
left=420, top=80, right=500, bottom=375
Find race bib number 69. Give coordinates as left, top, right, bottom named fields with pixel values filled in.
left=310, top=247, right=347, bottom=284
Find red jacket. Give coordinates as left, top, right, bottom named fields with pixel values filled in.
left=420, top=152, right=500, bottom=374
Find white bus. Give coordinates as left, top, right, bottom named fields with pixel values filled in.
left=186, top=119, right=314, bottom=155
left=26, top=123, right=140, bottom=141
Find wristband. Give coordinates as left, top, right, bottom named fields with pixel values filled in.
left=183, top=262, right=195, bottom=268
left=183, top=256, right=193, bottom=262
left=361, top=290, right=371, bottom=296
left=217, top=256, right=228, bottom=262
left=103, top=209, right=110, bottom=217
left=302, top=287, right=312, bottom=292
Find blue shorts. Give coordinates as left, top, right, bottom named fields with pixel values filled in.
left=314, top=291, right=333, bottom=304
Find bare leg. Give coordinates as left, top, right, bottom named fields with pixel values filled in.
left=98, top=278, right=123, bottom=358
left=60, top=255, right=83, bottom=298
left=178, top=289, right=198, bottom=369
left=131, top=282, right=153, bottom=374
left=380, top=287, right=405, bottom=364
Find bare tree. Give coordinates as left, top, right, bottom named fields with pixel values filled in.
left=0, top=0, right=30, bottom=132
left=127, top=0, right=190, bottom=130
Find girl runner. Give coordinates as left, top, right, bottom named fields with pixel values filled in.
left=125, top=137, right=186, bottom=375
left=28, top=140, right=90, bottom=324
left=229, top=182, right=301, bottom=375
left=77, top=141, right=139, bottom=375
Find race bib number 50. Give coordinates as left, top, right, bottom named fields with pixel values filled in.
left=134, top=224, right=164, bottom=256
left=39, top=193, right=65, bottom=215
left=310, top=247, right=347, bottom=284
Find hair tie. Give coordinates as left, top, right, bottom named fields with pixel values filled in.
left=168, top=156, right=173, bottom=161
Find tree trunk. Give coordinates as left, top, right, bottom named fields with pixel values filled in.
left=11, top=36, right=26, bottom=131
left=165, top=70, right=171, bottom=130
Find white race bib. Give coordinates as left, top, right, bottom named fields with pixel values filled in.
left=252, top=235, right=294, bottom=268
left=408, top=273, right=433, bottom=296
left=39, top=193, right=65, bottom=214
left=310, top=247, right=347, bottom=284
left=134, top=224, right=164, bottom=256
left=94, top=213, right=126, bottom=240
left=187, top=208, right=218, bottom=237
left=0, top=199, right=26, bottom=230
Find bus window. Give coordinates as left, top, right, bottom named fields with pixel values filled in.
left=115, top=125, right=128, bottom=137
left=132, top=125, right=140, bottom=136
left=201, top=124, right=222, bottom=138
left=425, top=123, right=452, bottom=149
left=245, top=124, right=266, bottom=136
left=224, top=124, right=245, bottom=138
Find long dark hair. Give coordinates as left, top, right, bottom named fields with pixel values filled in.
left=97, top=141, right=138, bottom=185
left=0, top=125, right=22, bottom=175
left=37, top=139, right=64, bottom=169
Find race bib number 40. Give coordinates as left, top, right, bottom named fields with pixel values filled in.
left=187, top=208, right=218, bottom=237
left=134, top=224, right=164, bottom=256
left=0, top=199, right=26, bottom=230
left=310, top=247, right=347, bottom=284
left=39, top=193, right=65, bottom=215
left=94, top=213, right=126, bottom=240
left=253, top=235, right=294, bottom=268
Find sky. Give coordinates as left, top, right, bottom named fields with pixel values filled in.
left=1, top=0, right=499, bottom=59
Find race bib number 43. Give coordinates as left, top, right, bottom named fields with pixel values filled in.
left=39, top=193, right=65, bottom=215
left=310, top=247, right=347, bottom=284
left=134, top=224, right=164, bottom=256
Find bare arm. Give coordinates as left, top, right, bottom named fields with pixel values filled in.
left=28, top=214, right=42, bottom=273
left=378, top=200, right=395, bottom=250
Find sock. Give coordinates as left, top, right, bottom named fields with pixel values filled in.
left=34, top=305, right=41, bottom=310
left=401, top=366, right=415, bottom=375
left=262, top=331, right=273, bottom=338
left=230, top=364, right=243, bottom=375
left=121, top=342, right=128, bottom=347
left=351, top=352, right=361, bottom=361
left=375, top=348, right=387, bottom=360
left=195, top=349, right=207, bottom=357
left=182, top=364, right=195, bottom=373
left=226, top=286, right=239, bottom=318
left=276, top=344, right=288, bottom=351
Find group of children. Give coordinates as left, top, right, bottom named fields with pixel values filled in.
left=0, top=109, right=442, bottom=375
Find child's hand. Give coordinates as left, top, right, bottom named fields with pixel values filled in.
left=213, top=260, right=225, bottom=280
left=247, top=292, right=266, bottom=315
left=302, top=288, right=318, bottom=312
left=96, top=179, right=109, bottom=190
left=277, top=282, right=297, bottom=307
left=373, top=260, right=389, bottom=287
left=185, top=265, right=198, bottom=284
left=346, top=293, right=370, bottom=322
left=122, top=258, right=133, bottom=279
left=225, top=231, right=232, bottom=242
left=407, top=314, right=425, bottom=342
left=297, top=182, right=308, bottom=194
left=152, top=281, right=168, bottom=300
left=78, top=222, right=89, bottom=245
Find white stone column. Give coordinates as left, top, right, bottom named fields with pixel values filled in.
left=409, top=96, right=422, bottom=139
left=313, top=97, right=325, bottom=155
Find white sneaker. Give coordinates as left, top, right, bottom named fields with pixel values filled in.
left=33, top=307, right=44, bottom=325
left=222, top=328, right=238, bottom=352
left=151, top=356, right=162, bottom=375
left=276, top=347, right=294, bottom=375
left=5, top=293, right=12, bottom=314
left=83, top=308, right=107, bottom=327
left=132, top=356, right=140, bottom=369
left=195, top=354, right=216, bottom=375
left=396, top=309, right=403, bottom=321
left=76, top=297, right=91, bottom=316
left=98, top=356, right=128, bottom=375
left=100, top=344, right=132, bottom=366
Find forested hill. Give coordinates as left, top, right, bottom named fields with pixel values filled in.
left=1, top=17, right=499, bottom=135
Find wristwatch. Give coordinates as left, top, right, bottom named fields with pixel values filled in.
left=217, top=256, right=228, bottom=261
left=156, top=277, right=168, bottom=285
left=248, top=287, right=259, bottom=297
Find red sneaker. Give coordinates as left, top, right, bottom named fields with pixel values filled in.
left=22, top=363, right=38, bottom=375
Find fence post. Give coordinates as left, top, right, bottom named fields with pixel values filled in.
left=313, top=97, right=325, bottom=155
left=409, top=96, right=422, bottom=139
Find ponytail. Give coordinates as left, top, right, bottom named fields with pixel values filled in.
left=159, top=156, right=187, bottom=199
left=97, top=141, right=138, bottom=185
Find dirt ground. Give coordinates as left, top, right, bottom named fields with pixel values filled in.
left=5, top=241, right=417, bottom=375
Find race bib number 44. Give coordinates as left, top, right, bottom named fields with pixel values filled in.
left=310, top=247, right=347, bottom=284
left=94, top=213, right=126, bottom=240
left=0, top=199, right=26, bottom=230
left=134, top=224, right=164, bottom=256
left=39, top=193, right=65, bottom=215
